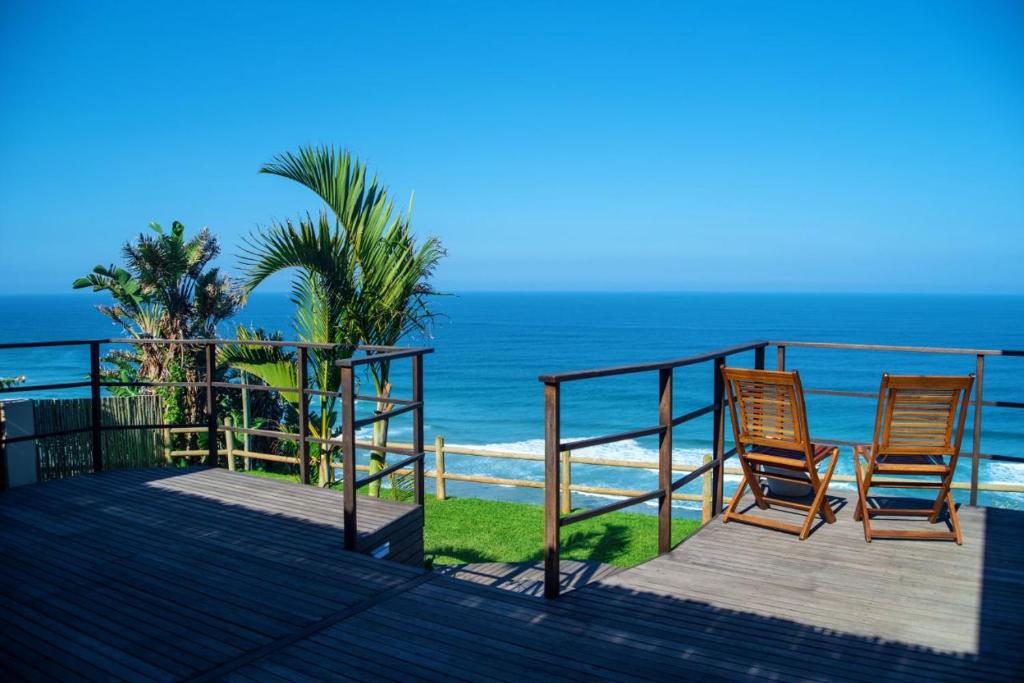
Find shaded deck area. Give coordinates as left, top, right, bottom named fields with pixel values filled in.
left=1, top=474, right=1021, bottom=682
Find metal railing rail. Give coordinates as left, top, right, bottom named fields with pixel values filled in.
left=540, top=341, right=770, bottom=599
left=0, top=338, right=432, bottom=553
left=770, top=340, right=1024, bottom=505
left=539, top=339, right=1023, bottom=598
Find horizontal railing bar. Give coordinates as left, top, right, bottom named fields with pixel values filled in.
left=0, top=381, right=91, bottom=394
left=101, top=422, right=201, bottom=432
left=354, top=393, right=416, bottom=405
left=671, top=447, right=737, bottom=491
left=223, top=425, right=301, bottom=442
left=103, top=380, right=202, bottom=389
left=671, top=404, right=715, bottom=427
left=171, top=449, right=228, bottom=457
left=0, top=339, right=104, bottom=350
left=107, top=337, right=348, bottom=350
left=354, top=452, right=425, bottom=488
left=561, top=425, right=665, bottom=452
left=770, top=340, right=1024, bottom=356
left=336, top=347, right=434, bottom=367
left=560, top=489, right=664, bottom=526
left=539, top=340, right=769, bottom=383
left=804, top=387, right=1023, bottom=410
left=231, top=450, right=299, bottom=464
left=0, top=426, right=93, bottom=444
left=352, top=401, right=423, bottom=429
left=978, top=452, right=1024, bottom=463
left=211, top=381, right=296, bottom=394
left=352, top=440, right=419, bottom=456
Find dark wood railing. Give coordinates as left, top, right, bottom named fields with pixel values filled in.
left=539, top=340, right=769, bottom=599
left=539, top=339, right=1024, bottom=598
left=0, top=338, right=432, bottom=553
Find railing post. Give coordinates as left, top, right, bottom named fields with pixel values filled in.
left=560, top=450, right=572, bottom=515
left=776, top=345, right=786, bottom=371
left=701, top=453, right=713, bottom=523
left=435, top=435, right=446, bottom=500
left=544, top=381, right=561, bottom=600
left=711, top=356, right=725, bottom=517
left=296, top=346, right=310, bottom=485
left=225, top=416, right=235, bottom=471
left=205, top=343, right=218, bottom=466
left=341, top=364, right=357, bottom=551
left=658, top=367, right=673, bottom=554
left=970, top=354, right=984, bottom=506
left=412, top=353, right=425, bottom=508
left=241, top=370, right=252, bottom=470
left=755, top=345, right=766, bottom=370
left=89, top=341, right=103, bottom=473
left=162, top=426, right=172, bottom=463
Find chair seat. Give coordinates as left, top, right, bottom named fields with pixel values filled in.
left=746, top=443, right=835, bottom=468
left=854, top=445, right=951, bottom=474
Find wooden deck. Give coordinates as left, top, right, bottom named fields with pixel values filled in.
left=1, top=475, right=1021, bottom=682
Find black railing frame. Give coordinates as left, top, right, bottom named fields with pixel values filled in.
left=0, top=337, right=433, bottom=554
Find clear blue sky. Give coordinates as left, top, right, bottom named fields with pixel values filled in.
left=1, top=1, right=1021, bottom=294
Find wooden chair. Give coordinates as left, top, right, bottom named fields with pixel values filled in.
left=853, top=373, right=974, bottom=544
left=721, top=367, right=840, bottom=540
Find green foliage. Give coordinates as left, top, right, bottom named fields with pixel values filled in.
left=242, top=145, right=445, bottom=493
left=0, top=375, right=26, bottom=389
left=73, top=221, right=242, bottom=437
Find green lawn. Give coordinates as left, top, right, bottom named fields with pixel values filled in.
left=241, top=469, right=700, bottom=568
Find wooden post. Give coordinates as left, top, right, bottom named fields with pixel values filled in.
left=776, top=345, right=786, bottom=371
left=412, top=353, right=425, bottom=507
left=341, top=364, right=357, bottom=551
left=543, top=381, right=561, bottom=600
left=89, top=341, right=103, bottom=473
left=162, top=426, right=171, bottom=464
left=701, top=454, right=713, bottom=523
left=560, top=450, right=572, bottom=515
left=657, top=367, right=673, bottom=554
left=241, top=370, right=252, bottom=470
left=224, top=416, right=235, bottom=471
left=204, top=343, right=217, bottom=466
left=711, top=356, right=725, bottom=517
left=435, top=435, right=446, bottom=501
left=297, top=346, right=310, bottom=485
left=754, top=346, right=766, bottom=371
left=970, top=354, right=984, bottom=506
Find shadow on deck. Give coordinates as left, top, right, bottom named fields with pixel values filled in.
left=0, top=472, right=1020, bottom=681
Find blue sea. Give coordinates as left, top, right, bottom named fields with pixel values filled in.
left=2, top=292, right=1022, bottom=515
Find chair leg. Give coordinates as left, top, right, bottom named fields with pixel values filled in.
left=928, top=472, right=954, bottom=524
left=853, top=451, right=873, bottom=543
left=799, top=449, right=839, bottom=540
left=722, top=476, right=750, bottom=523
left=946, top=492, right=963, bottom=545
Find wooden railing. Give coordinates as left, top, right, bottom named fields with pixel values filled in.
left=359, top=437, right=1024, bottom=522
left=0, top=337, right=432, bottom=553
left=539, top=339, right=1024, bottom=598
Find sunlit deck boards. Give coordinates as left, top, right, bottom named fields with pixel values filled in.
left=1, top=477, right=1021, bottom=681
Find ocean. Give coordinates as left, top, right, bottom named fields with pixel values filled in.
left=2, top=292, right=1022, bottom=515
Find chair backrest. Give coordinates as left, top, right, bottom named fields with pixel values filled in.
left=870, top=374, right=974, bottom=462
left=721, top=367, right=813, bottom=460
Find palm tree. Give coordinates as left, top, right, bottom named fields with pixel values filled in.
left=235, top=213, right=358, bottom=482
left=240, top=146, right=444, bottom=494
left=74, top=221, right=242, bottom=433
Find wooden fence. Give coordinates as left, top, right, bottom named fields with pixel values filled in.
left=34, top=395, right=165, bottom=481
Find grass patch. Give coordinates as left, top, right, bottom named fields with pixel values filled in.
left=424, top=495, right=699, bottom=568
left=239, top=469, right=700, bottom=568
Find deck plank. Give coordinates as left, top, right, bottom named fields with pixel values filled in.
left=1, top=469, right=1020, bottom=682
